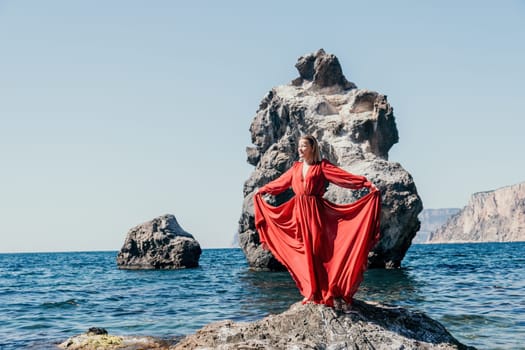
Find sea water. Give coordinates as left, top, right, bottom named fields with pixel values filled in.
left=0, top=242, right=523, bottom=349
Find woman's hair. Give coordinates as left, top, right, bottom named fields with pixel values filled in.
left=300, top=135, right=322, bottom=163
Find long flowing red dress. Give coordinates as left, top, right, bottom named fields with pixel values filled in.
left=254, top=159, right=381, bottom=306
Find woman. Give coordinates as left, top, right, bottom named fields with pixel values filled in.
left=254, top=135, right=381, bottom=310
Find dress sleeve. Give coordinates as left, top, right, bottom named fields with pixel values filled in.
left=321, top=159, right=371, bottom=190
left=258, top=163, right=295, bottom=195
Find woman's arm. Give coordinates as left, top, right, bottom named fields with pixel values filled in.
left=321, top=159, right=375, bottom=190
left=257, top=164, right=295, bottom=195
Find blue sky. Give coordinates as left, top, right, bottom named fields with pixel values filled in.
left=1, top=1, right=524, bottom=252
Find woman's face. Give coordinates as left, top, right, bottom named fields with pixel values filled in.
left=298, top=139, right=313, bottom=161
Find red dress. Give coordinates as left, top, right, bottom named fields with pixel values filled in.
left=254, top=159, right=381, bottom=306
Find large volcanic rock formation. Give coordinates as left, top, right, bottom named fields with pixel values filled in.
left=238, top=49, right=423, bottom=269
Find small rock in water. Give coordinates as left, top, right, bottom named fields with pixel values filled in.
left=86, top=327, right=107, bottom=335
left=117, top=214, right=202, bottom=270
left=59, top=330, right=174, bottom=350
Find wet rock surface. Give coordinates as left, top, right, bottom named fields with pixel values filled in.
left=58, top=327, right=180, bottom=350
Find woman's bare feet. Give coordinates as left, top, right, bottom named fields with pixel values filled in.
left=333, top=297, right=353, bottom=313
left=333, top=297, right=343, bottom=311
left=341, top=301, right=352, bottom=314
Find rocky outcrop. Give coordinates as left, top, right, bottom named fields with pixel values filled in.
left=117, top=214, right=201, bottom=269
left=60, top=302, right=475, bottom=350
left=175, top=301, right=475, bottom=350
left=428, top=182, right=525, bottom=243
left=413, top=208, right=461, bottom=243
left=238, top=49, right=422, bottom=269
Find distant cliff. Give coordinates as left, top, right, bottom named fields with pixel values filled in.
left=428, top=182, right=525, bottom=243
left=413, top=208, right=460, bottom=243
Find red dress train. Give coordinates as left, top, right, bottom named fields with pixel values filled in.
left=254, top=159, right=381, bottom=306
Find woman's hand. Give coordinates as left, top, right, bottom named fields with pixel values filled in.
left=364, top=181, right=378, bottom=192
